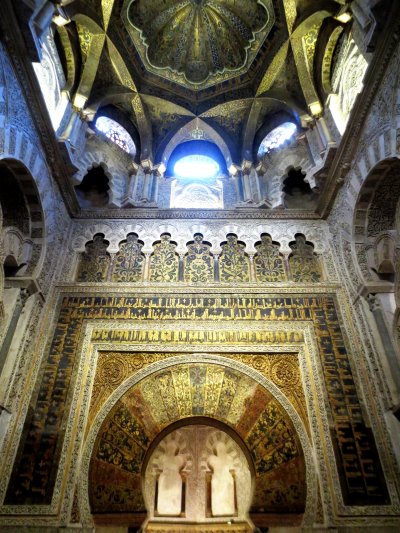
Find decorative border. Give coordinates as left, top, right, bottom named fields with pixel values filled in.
left=0, top=285, right=399, bottom=527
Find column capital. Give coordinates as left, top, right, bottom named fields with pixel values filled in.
left=366, top=292, right=381, bottom=313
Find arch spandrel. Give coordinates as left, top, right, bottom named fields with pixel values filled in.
left=88, top=360, right=307, bottom=523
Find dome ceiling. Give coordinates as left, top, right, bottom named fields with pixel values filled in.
left=124, top=0, right=275, bottom=89
left=49, top=0, right=346, bottom=162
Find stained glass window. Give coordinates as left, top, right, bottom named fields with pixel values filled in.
left=95, top=116, right=136, bottom=155
left=257, top=122, right=297, bottom=157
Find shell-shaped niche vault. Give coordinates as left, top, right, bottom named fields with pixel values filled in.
left=125, top=0, right=274, bottom=88
left=88, top=361, right=306, bottom=529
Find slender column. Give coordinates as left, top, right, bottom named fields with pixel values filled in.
left=151, top=174, right=160, bottom=204
left=0, top=289, right=29, bottom=376
left=178, top=254, right=185, bottom=282
left=242, top=172, right=252, bottom=202
left=312, top=119, right=326, bottom=153
left=141, top=170, right=152, bottom=202
left=59, top=109, right=80, bottom=144
left=234, top=174, right=244, bottom=202
left=213, top=253, right=220, bottom=282
left=143, top=253, right=151, bottom=281
left=366, top=293, right=400, bottom=390
left=0, top=404, right=12, bottom=455
left=282, top=253, right=291, bottom=281
left=127, top=170, right=139, bottom=201
left=327, top=93, right=347, bottom=135
left=107, top=253, right=116, bottom=282
left=253, top=169, right=262, bottom=203
left=249, top=254, right=256, bottom=282
left=317, top=116, right=335, bottom=145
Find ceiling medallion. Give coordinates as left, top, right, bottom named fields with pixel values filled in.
left=123, top=0, right=275, bottom=90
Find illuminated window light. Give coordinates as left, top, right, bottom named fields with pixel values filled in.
left=335, top=12, right=352, bottom=24
left=95, top=116, right=136, bottom=155
left=257, top=122, right=297, bottom=157
left=33, top=47, right=68, bottom=131
left=174, top=155, right=220, bottom=180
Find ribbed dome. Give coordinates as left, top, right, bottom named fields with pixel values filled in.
left=127, top=0, right=271, bottom=85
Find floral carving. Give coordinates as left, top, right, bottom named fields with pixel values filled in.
left=219, top=234, right=250, bottom=282
left=184, top=233, right=213, bottom=283
left=111, top=233, right=144, bottom=282
left=149, top=233, right=179, bottom=282
left=254, top=234, right=287, bottom=282
left=288, top=234, right=321, bottom=282
left=76, top=234, right=110, bottom=282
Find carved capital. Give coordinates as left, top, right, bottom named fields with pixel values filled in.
left=366, top=292, right=380, bottom=313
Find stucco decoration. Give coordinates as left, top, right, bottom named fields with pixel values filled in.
left=76, top=234, right=111, bottom=282
left=144, top=425, right=252, bottom=526
left=32, top=33, right=68, bottom=131
left=123, top=0, right=275, bottom=89
left=150, top=432, right=189, bottom=517
left=111, top=233, right=144, bottom=282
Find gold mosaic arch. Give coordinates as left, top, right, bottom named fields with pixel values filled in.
left=87, top=358, right=307, bottom=521
left=2, top=289, right=392, bottom=525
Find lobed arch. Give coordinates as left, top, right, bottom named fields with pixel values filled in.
left=71, top=224, right=326, bottom=258
left=350, top=157, right=400, bottom=358
left=352, top=157, right=400, bottom=283
left=72, top=148, right=133, bottom=209
left=332, top=114, right=400, bottom=295
left=79, top=355, right=316, bottom=528
left=0, top=157, right=46, bottom=278
left=72, top=227, right=324, bottom=285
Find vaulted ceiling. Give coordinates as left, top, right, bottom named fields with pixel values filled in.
left=33, top=0, right=348, bottom=162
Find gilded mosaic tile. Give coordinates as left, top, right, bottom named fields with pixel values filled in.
left=4, top=295, right=389, bottom=507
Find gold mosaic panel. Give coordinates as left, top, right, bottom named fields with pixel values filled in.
left=90, top=352, right=307, bottom=435
left=4, top=294, right=389, bottom=508
left=89, top=361, right=306, bottom=515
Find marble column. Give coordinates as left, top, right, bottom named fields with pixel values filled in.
left=366, top=293, right=400, bottom=391
left=143, top=253, right=152, bottom=281
left=141, top=170, right=152, bottom=202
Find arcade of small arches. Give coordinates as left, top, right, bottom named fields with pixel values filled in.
left=75, top=232, right=322, bottom=284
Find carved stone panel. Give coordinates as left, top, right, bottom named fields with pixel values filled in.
left=76, top=234, right=110, bottom=282
left=254, top=234, right=287, bottom=282
left=288, top=234, right=322, bottom=282
left=149, top=233, right=179, bottom=282
left=144, top=424, right=252, bottom=525
left=111, top=233, right=144, bottom=282
left=184, top=234, right=213, bottom=283
left=219, top=234, right=250, bottom=282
